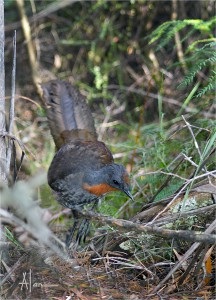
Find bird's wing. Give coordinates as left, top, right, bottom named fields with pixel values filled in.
left=48, top=140, right=114, bottom=186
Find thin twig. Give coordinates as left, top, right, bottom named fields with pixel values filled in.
left=147, top=169, right=216, bottom=223
left=5, top=0, right=79, bottom=32
left=172, top=0, right=188, bottom=74
left=0, top=132, right=26, bottom=153
left=107, top=85, right=196, bottom=111
left=151, top=219, right=216, bottom=294
left=139, top=170, right=216, bottom=185
left=182, top=115, right=203, bottom=162
left=16, top=0, right=42, bottom=98
left=0, top=0, right=7, bottom=183
left=0, top=253, right=27, bottom=286
left=5, top=95, right=41, bottom=107
left=153, top=204, right=216, bottom=226
left=0, top=208, right=68, bottom=263
left=8, top=32, right=16, bottom=136
left=6, top=31, right=16, bottom=176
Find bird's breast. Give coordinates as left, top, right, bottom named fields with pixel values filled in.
left=83, top=182, right=118, bottom=196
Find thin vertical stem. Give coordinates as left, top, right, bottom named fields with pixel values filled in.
left=6, top=31, right=17, bottom=176
left=0, top=0, right=7, bottom=182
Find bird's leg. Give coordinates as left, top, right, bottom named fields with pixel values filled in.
left=75, top=199, right=99, bottom=245
left=65, top=209, right=80, bottom=247
left=66, top=199, right=99, bottom=248
left=75, top=218, right=90, bottom=246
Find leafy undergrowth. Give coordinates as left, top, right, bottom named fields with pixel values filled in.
left=1, top=1, right=216, bottom=299
left=1, top=139, right=215, bottom=299
left=1, top=111, right=216, bottom=299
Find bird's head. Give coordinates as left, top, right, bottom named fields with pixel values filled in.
left=83, top=163, right=133, bottom=199
left=105, top=163, right=133, bottom=199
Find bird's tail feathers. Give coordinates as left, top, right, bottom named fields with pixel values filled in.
left=42, top=80, right=97, bottom=149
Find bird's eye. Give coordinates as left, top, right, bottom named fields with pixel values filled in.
left=113, top=180, right=119, bottom=185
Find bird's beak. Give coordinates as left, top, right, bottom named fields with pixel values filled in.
left=123, top=189, right=133, bottom=200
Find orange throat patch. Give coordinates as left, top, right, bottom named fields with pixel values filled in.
left=83, top=182, right=119, bottom=196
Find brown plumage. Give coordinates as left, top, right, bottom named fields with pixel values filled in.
left=42, top=80, right=132, bottom=246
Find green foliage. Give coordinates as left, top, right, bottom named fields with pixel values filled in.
left=11, top=2, right=214, bottom=225
left=149, top=18, right=216, bottom=47
left=3, top=226, right=24, bottom=250
left=5, top=2, right=215, bottom=270
left=179, top=41, right=216, bottom=98
left=149, top=17, right=216, bottom=100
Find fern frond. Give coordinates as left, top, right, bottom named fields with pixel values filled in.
left=188, top=38, right=216, bottom=52
left=196, top=71, right=216, bottom=98
left=149, top=20, right=188, bottom=48
left=178, top=41, right=216, bottom=89
left=184, top=17, right=216, bottom=33
left=149, top=17, right=216, bottom=50
left=179, top=54, right=216, bottom=88
left=149, top=18, right=216, bottom=99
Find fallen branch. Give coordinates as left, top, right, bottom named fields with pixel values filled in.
left=76, top=209, right=216, bottom=244
left=153, top=203, right=216, bottom=226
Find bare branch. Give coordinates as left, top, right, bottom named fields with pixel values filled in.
left=75, top=208, right=216, bottom=244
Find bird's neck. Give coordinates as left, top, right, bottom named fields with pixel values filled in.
left=83, top=166, right=110, bottom=186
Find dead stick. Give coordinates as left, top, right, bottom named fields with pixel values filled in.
left=76, top=209, right=216, bottom=244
